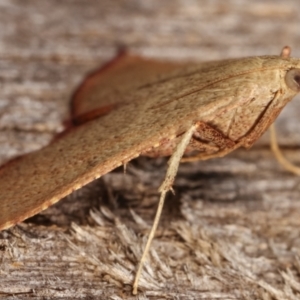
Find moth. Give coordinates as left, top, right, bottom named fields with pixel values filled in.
left=0, top=46, right=300, bottom=294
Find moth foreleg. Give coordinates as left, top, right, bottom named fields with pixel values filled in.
left=270, top=123, right=300, bottom=175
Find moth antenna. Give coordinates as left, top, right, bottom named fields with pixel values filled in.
left=280, top=46, right=291, bottom=58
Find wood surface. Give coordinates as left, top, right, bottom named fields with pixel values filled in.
left=1, top=0, right=300, bottom=299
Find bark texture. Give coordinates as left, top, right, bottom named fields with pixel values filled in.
left=1, top=0, right=300, bottom=299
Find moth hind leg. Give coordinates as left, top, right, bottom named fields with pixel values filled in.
left=132, top=125, right=197, bottom=294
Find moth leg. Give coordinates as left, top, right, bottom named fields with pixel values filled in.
left=251, top=45, right=296, bottom=174
left=182, top=121, right=235, bottom=162
left=270, top=123, right=300, bottom=175
left=132, top=124, right=197, bottom=295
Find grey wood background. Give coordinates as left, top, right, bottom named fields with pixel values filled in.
left=1, top=0, right=300, bottom=299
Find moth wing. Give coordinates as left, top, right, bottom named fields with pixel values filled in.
left=0, top=114, right=151, bottom=230
left=0, top=54, right=190, bottom=231
left=71, top=51, right=185, bottom=124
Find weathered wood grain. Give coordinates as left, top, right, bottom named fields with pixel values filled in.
left=1, top=0, right=300, bottom=299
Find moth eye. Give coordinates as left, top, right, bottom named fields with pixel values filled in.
left=285, top=68, right=300, bottom=92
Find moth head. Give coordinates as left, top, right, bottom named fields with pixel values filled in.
left=285, top=68, right=300, bottom=92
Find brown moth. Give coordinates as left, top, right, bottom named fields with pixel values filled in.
left=1, top=46, right=300, bottom=294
